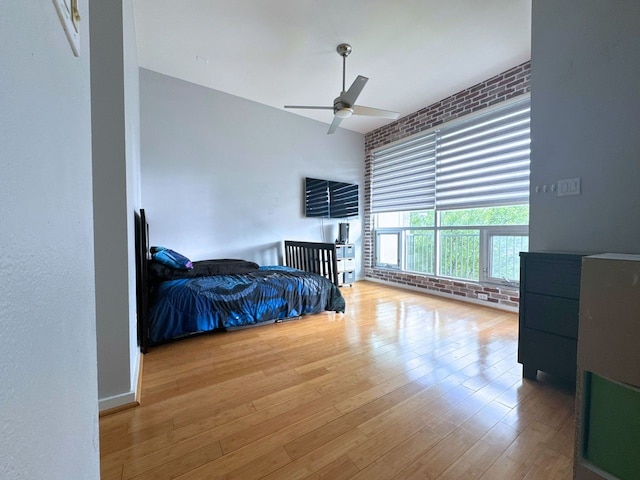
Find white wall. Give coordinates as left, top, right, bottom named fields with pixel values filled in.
left=140, top=69, right=365, bottom=275
left=530, top=0, right=640, bottom=253
left=123, top=0, right=143, bottom=407
left=91, top=0, right=141, bottom=410
left=0, top=2, right=99, bottom=479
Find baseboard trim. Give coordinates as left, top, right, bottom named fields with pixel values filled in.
left=365, top=277, right=518, bottom=313
left=98, top=350, right=144, bottom=416
left=135, top=352, right=144, bottom=404
left=99, top=399, right=139, bottom=417
left=99, top=392, right=138, bottom=415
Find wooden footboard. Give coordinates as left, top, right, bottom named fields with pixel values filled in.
left=284, top=241, right=339, bottom=287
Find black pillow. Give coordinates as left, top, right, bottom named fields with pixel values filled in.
left=149, top=259, right=260, bottom=281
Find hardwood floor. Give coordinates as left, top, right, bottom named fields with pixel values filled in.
left=100, top=281, right=576, bottom=479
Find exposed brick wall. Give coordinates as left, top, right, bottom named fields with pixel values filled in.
left=367, top=274, right=520, bottom=311
left=363, top=61, right=531, bottom=310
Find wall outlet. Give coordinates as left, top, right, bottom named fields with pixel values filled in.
left=478, top=293, right=489, bottom=300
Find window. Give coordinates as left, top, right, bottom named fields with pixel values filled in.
left=486, top=230, right=529, bottom=284
left=372, top=97, right=530, bottom=285
left=376, top=232, right=401, bottom=268
left=374, top=206, right=528, bottom=283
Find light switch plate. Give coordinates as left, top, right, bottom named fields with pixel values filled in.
left=558, top=177, right=581, bottom=196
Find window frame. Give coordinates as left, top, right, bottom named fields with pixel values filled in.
left=373, top=212, right=528, bottom=287
left=403, top=227, right=437, bottom=276
left=483, top=226, right=529, bottom=285
left=374, top=229, right=403, bottom=269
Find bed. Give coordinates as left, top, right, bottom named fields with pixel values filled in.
left=135, top=209, right=346, bottom=352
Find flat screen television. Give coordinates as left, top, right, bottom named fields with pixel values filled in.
left=304, top=177, right=359, bottom=218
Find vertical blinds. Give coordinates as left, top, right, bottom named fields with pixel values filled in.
left=371, top=97, right=530, bottom=213
left=371, top=132, right=437, bottom=213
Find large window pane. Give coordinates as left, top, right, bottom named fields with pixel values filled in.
left=376, top=233, right=400, bottom=267
left=376, top=212, right=405, bottom=228
left=409, top=211, right=435, bottom=227
left=439, top=229, right=480, bottom=281
left=490, top=234, right=529, bottom=282
left=405, top=230, right=435, bottom=274
left=441, top=205, right=529, bottom=226
left=376, top=210, right=434, bottom=228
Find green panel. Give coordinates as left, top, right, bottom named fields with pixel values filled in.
left=585, top=373, right=640, bottom=480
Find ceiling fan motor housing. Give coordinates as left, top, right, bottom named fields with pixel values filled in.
left=336, top=43, right=352, bottom=57
left=333, top=96, right=354, bottom=117
left=334, top=97, right=352, bottom=111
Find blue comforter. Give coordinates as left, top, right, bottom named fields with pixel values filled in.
left=148, top=266, right=345, bottom=344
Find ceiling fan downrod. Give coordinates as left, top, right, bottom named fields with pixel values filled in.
left=337, top=43, right=352, bottom=94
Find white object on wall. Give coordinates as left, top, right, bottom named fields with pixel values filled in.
left=53, top=0, right=80, bottom=56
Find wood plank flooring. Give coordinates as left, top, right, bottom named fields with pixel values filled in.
left=100, top=281, right=575, bottom=479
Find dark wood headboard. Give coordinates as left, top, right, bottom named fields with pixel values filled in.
left=134, top=208, right=150, bottom=353
left=284, top=240, right=339, bottom=287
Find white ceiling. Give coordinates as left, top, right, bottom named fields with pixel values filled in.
left=132, top=0, right=531, bottom=134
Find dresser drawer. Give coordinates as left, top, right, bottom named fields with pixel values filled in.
left=523, top=293, right=579, bottom=339
left=523, top=255, right=582, bottom=299
left=518, top=328, right=577, bottom=380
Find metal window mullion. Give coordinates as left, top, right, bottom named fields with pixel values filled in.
left=434, top=210, right=441, bottom=278
left=480, top=228, right=489, bottom=283
left=399, top=230, right=405, bottom=270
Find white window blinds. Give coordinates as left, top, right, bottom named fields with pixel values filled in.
left=435, top=100, right=530, bottom=210
left=370, top=97, right=530, bottom=214
left=371, top=132, right=437, bottom=213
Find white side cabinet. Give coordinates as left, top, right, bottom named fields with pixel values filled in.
left=335, top=244, right=355, bottom=286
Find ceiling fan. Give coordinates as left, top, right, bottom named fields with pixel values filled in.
left=284, top=43, right=400, bottom=134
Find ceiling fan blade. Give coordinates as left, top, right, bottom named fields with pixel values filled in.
left=341, top=75, right=368, bottom=106
left=284, top=105, right=334, bottom=110
left=352, top=105, right=400, bottom=119
left=327, top=115, right=343, bottom=135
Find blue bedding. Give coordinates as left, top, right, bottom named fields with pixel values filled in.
left=148, top=266, right=345, bottom=345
